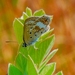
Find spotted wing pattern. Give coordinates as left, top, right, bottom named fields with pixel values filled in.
left=23, top=15, right=50, bottom=47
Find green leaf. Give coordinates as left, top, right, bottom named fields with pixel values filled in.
left=19, top=45, right=35, bottom=58
left=18, top=18, right=25, bottom=25
left=43, top=35, right=55, bottom=59
left=33, top=9, right=45, bottom=16
left=27, top=55, right=38, bottom=75
left=8, top=63, right=23, bottom=75
left=26, top=7, right=32, bottom=16
left=40, top=49, right=58, bottom=70
left=23, top=12, right=29, bottom=20
left=55, top=71, right=63, bottom=75
left=35, top=34, right=55, bottom=64
left=15, top=53, right=27, bottom=74
left=13, top=18, right=23, bottom=44
left=39, top=28, right=54, bottom=40
left=40, top=63, right=56, bottom=75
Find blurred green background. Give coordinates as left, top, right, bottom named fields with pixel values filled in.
left=0, top=0, right=75, bottom=75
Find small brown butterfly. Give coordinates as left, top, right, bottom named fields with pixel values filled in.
left=23, top=15, right=51, bottom=47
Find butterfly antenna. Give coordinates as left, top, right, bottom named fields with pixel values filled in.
left=6, top=40, right=17, bottom=43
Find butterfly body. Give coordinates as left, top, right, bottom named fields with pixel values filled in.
left=23, top=15, right=50, bottom=47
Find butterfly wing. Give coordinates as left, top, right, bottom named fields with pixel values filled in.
left=23, top=17, right=39, bottom=46
left=23, top=15, right=50, bottom=47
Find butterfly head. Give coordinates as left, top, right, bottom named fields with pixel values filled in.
left=40, top=15, right=50, bottom=25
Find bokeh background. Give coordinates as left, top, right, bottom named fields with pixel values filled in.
left=0, top=0, right=75, bottom=75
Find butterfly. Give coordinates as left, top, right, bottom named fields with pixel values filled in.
left=23, top=15, right=51, bottom=47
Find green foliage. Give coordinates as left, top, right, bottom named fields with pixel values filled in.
left=8, top=64, right=23, bottom=75
left=55, top=71, right=63, bottom=75
left=33, top=9, right=45, bottom=16
left=8, top=7, right=63, bottom=75
left=27, top=55, right=38, bottom=75
left=26, top=7, right=32, bottom=17
left=23, top=12, right=29, bottom=20
left=40, top=63, right=56, bottom=75
left=13, top=18, right=23, bottom=44
left=15, top=53, right=27, bottom=74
